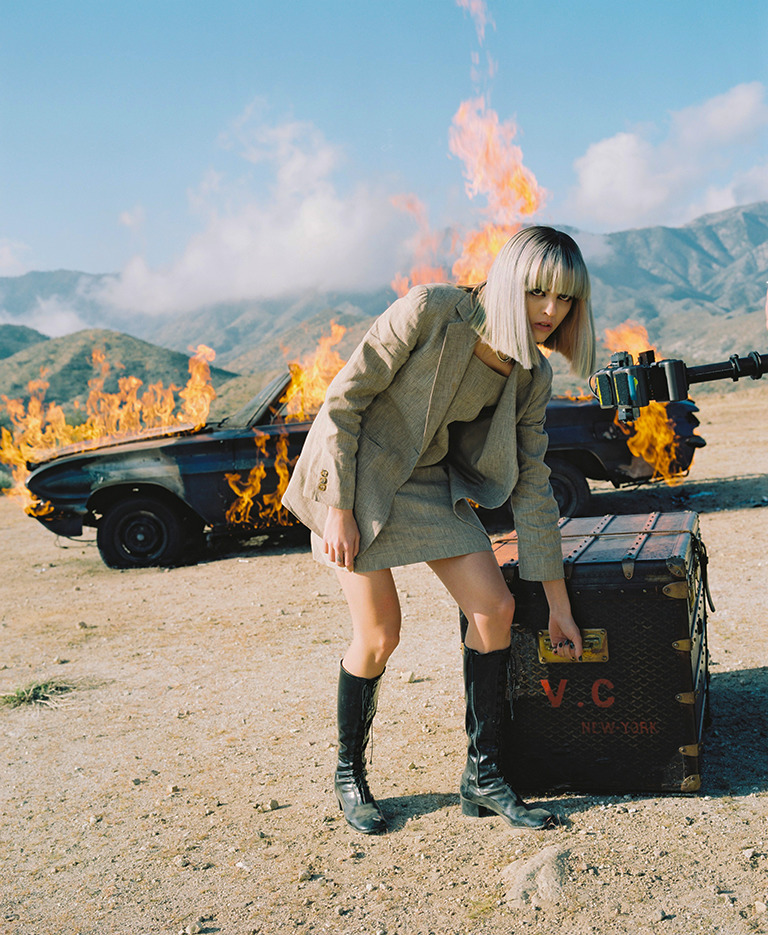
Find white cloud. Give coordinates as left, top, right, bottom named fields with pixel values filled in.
left=0, top=239, right=30, bottom=276
left=566, top=82, right=768, bottom=230
left=672, top=82, right=768, bottom=148
left=92, top=106, right=409, bottom=315
left=0, top=296, right=89, bottom=337
left=689, top=162, right=768, bottom=217
left=571, top=230, right=613, bottom=263
left=119, top=205, right=146, bottom=230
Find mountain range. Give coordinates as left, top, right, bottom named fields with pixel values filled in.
left=1, top=201, right=767, bottom=417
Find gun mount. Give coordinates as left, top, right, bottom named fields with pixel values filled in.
left=591, top=349, right=768, bottom=422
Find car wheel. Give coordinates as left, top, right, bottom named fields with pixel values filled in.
left=546, top=457, right=591, bottom=517
left=97, top=497, right=186, bottom=569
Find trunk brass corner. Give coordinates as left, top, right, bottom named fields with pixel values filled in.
left=681, top=774, right=701, bottom=792
left=672, top=638, right=693, bottom=652
left=663, top=581, right=690, bottom=599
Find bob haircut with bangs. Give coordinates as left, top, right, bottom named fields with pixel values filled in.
left=467, top=226, right=596, bottom=378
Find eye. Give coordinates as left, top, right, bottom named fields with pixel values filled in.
left=528, top=288, right=545, bottom=296
left=558, top=294, right=573, bottom=302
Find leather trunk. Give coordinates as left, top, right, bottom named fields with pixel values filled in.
left=471, top=511, right=711, bottom=793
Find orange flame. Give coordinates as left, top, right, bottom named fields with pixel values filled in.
left=557, top=389, right=592, bottom=402
left=0, top=345, right=218, bottom=512
left=618, top=400, right=683, bottom=484
left=180, top=344, right=217, bottom=426
left=603, top=322, right=684, bottom=485
left=280, top=321, right=348, bottom=421
left=390, top=3, right=545, bottom=295
left=225, top=432, right=269, bottom=526
left=603, top=320, right=653, bottom=360
left=223, top=323, right=350, bottom=527
left=449, top=98, right=544, bottom=222
left=389, top=195, right=447, bottom=297
left=450, top=97, right=545, bottom=284
left=224, top=431, right=298, bottom=528
left=391, top=95, right=545, bottom=295
left=451, top=222, right=517, bottom=285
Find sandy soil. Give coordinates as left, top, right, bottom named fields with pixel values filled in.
left=1, top=382, right=767, bottom=935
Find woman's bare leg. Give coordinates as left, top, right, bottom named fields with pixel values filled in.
left=428, top=550, right=554, bottom=829
left=426, top=551, right=516, bottom=651
left=335, top=567, right=402, bottom=678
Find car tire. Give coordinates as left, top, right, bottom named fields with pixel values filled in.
left=97, top=496, right=186, bottom=569
left=546, top=457, right=591, bottom=517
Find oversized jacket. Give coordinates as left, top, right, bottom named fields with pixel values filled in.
left=281, top=284, right=565, bottom=581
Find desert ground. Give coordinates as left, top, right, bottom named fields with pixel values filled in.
left=1, top=381, right=767, bottom=935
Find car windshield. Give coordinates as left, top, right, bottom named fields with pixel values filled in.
left=217, top=373, right=293, bottom=429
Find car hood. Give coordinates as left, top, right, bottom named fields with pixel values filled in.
left=25, top=422, right=202, bottom=469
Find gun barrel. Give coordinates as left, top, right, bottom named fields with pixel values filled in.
left=686, top=351, right=768, bottom=386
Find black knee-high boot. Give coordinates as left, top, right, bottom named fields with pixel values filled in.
left=334, top=663, right=387, bottom=834
left=460, top=645, right=555, bottom=830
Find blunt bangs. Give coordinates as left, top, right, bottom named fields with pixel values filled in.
left=524, top=244, right=591, bottom=303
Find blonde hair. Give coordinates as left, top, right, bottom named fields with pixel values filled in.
left=467, top=226, right=596, bottom=378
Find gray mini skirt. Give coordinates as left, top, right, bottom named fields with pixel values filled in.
left=311, top=463, right=492, bottom=572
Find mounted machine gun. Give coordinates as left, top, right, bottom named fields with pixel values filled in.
left=591, top=349, right=768, bottom=422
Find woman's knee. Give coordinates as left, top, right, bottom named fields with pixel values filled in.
left=351, top=620, right=400, bottom=668
left=376, top=624, right=401, bottom=660
left=474, top=589, right=515, bottom=629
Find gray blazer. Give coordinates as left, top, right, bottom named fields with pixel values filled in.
left=281, top=284, right=564, bottom=581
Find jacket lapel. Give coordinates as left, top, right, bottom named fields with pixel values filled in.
left=421, top=318, right=477, bottom=449
left=472, top=364, right=532, bottom=486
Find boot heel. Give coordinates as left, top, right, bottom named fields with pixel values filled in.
left=461, top=796, right=492, bottom=818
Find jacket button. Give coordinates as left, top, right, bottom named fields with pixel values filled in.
left=318, top=481, right=327, bottom=491
left=320, top=469, right=329, bottom=477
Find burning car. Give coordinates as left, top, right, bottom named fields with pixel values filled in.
left=23, top=371, right=704, bottom=568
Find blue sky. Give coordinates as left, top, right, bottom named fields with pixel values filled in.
left=2, top=0, right=767, bottom=320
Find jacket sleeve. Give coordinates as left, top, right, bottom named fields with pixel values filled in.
left=509, top=359, right=565, bottom=582
left=299, top=285, right=432, bottom=510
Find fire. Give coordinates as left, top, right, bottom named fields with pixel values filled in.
left=558, top=389, right=592, bottom=402
left=224, top=432, right=297, bottom=529
left=225, top=433, right=269, bottom=525
left=391, top=97, right=544, bottom=295
left=451, top=222, right=518, bottom=285
left=456, top=0, right=494, bottom=42
left=280, top=320, right=348, bottom=421
left=603, top=322, right=684, bottom=485
left=179, top=344, right=217, bottom=426
left=389, top=195, right=447, bottom=297
left=0, top=344, right=218, bottom=512
left=224, top=322, right=350, bottom=527
left=391, top=5, right=544, bottom=295
left=449, top=97, right=544, bottom=224
left=603, top=320, right=652, bottom=360
left=619, top=399, right=683, bottom=484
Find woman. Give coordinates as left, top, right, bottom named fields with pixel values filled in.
left=282, top=226, right=596, bottom=834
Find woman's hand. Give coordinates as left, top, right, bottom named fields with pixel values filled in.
left=323, top=507, right=360, bottom=571
left=548, top=610, right=583, bottom=661
left=542, top=578, right=582, bottom=661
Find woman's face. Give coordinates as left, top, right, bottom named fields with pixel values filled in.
left=525, top=288, right=572, bottom=342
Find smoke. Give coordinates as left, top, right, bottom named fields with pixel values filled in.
left=566, top=82, right=768, bottom=229
left=90, top=104, right=411, bottom=315
left=455, top=0, right=495, bottom=43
